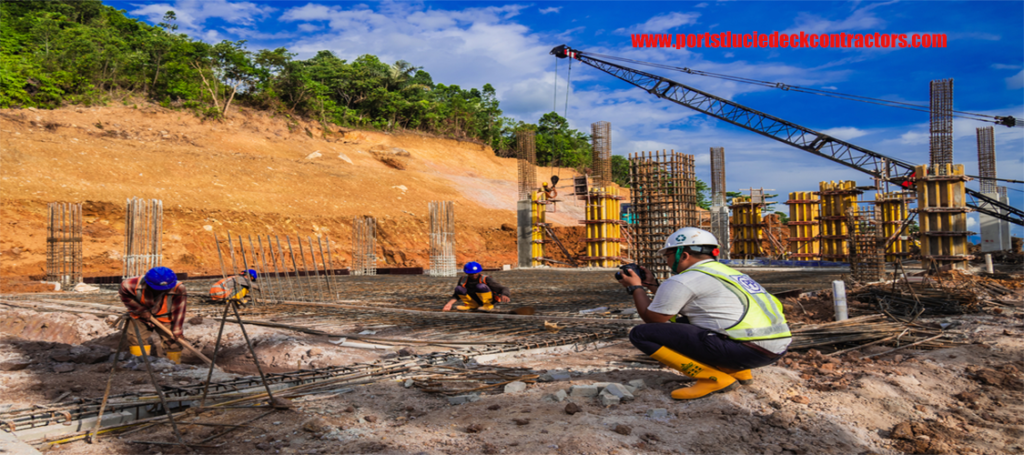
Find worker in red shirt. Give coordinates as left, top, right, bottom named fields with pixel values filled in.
left=118, top=267, right=188, bottom=364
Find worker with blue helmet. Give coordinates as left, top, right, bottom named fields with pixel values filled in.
left=210, top=269, right=260, bottom=303
left=118, top=266, right=189, bottom=364
left=442, top=261, right=511, bottom=311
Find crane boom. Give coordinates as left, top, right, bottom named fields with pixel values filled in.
left=551, top=45, right=1023, bottom=226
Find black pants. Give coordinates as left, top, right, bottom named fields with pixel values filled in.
left=629, top=323, right=785, bottom=371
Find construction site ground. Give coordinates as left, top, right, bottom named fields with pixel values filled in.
left=2, top=268, right=1022, bottom=455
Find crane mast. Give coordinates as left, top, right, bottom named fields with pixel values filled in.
left=550, top=45, right=1023, bottom=226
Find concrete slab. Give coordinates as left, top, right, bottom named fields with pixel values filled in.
left=0, top=429, right=41, bottom=455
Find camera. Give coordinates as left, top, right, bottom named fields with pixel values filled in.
left=614, top=263, right=646, bottom=281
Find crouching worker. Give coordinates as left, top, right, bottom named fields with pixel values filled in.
left=119, top=267, right=188, bottom=364
left=210, top=269, right=259, bottom=304
left=617, top=227, right=791, bottom=400
left=442, top=262, right=511, bottom=311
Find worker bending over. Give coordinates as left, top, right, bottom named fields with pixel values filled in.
left=210, top=269, right=259, bottom=303
left=617, top=227, right=791, bottom=400
left=442, top=262, right=511, bottom=311
left=119, top=267, right=189, bottom=364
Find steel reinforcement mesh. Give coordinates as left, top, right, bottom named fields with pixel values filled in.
left=628, top=150, right=696, bottom=279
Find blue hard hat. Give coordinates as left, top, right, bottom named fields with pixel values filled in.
left=463, top=262, right=483, bottom=274
left=144, top=267, right=178, bottom=291
left=247, top=269, right=258, bottom=280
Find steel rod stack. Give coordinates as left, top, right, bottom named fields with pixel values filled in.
left=591, top=121, right=611, bottom=187
left=352, top=216, right=377, bottom=276
left=709, top=147, right=730, bottom=259
left=122, top=197, right=163, bottom=278
left=819, top=181, right=859, bottom=262
left=46, top=202, right=83, bottom=289
left=428, top=201, right=456, bottom=277
left=847, top=202, right=885, bottom=283
left=786, top=191, right=820, bottom=260
left=628, top=150, right=696, bottom=279
left=517, top=129, right=537, bottom=201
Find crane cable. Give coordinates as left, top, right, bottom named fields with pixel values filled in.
left=582, top=51, right=1021, bottom=126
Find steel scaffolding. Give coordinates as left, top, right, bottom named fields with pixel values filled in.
left=591, top=121, right=612, bottom=187
left=629, top=150, right=696, bottom=279
left=428, top=201, right=456, bottom=277
left=352, top=216, right=377, bottom=276
left=46, top=202, right=83, bottom=289
left=123, top=198, right=163, bottom=279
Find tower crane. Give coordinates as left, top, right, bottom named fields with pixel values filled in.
left=550, top=45, right=1023, bottom=226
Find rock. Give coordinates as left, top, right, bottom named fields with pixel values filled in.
left=53, top=364, right=75, bottom=373
left=337, top=153, right=353, bottom=164
left=448, top=394, right=480, bottom=405
left=512, top=418, right=530, bottom=426
left=767, top=410, right=796, bottom=428
left=302, top=417, right=332, bottom=433
left=538, top=370, right=572, bottom=382
left=613, top=424, right=632, bottom=436
left=365, top=415, right=378, bottom=423
left=481, top=442, right=499, bottom=454
left=603, top=383, right=634, bottom=401
left=598, top=390, right=620, bottom=406
left=564, top=403, right=582, bottom=415
left=789, top=395, right=811, bottom=405
left=0, top=360, right=31, bottom=371
left=569, top=385, right=599, bottom=398
left=306, top=151, right=322, bottom=159
left=543, top=390, right=568, bottom=403
left=504, top=381, right=527, bottom=393
left=593, top=382, right=611, bottom=390
left=890, top=421, right=914, bottom=440
left=500, top=223, right=515, bottom=232
left=466, top=423, right=484, bottom=433
left=50, top=349, right=73, bottom=363
left=390, top=147, right=410, bottom=157
left=641, top=433, right=660, bottom=443
left=404, top=379, right=414, bottom=388
left=271, top=397, right=292, bottom=409
left=256, top=442, right=271, bottom=451
left=487, top=404, right=501, bottom=411
left=308, top=348, right=323, bottom=357
left=645, top=408, right=669, bottom=419
left=398, top=347, right=416, bottom=357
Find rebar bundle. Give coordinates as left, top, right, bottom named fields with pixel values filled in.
left=628, top=150, right=696, bottom=279
left=710, top=147, right=726, bottom=207
left=976, top=126, right=997, bottom=194
left=123, top=197, right=163, bottom=279
left=517, top=130, right=537, bottom=201
left=46, top=202, right=83, bottom=289
left=709, top=147, right=730, bottom=259
left=847, top=202, right=885, bottom=283
left=929, top=79, right=954, bottom=176
left=352, top=216, right=377, bottom=276
left=428, top=201, right=456, bottom=277
left=591, top=121, right=611, bottom=186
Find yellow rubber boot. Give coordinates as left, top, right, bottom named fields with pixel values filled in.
left=650, top=347, right=738, bottom=400
left=166, top=351, right=182, bottom=365
left=721, top=368, right=753, bottom=385
left=129, top=345, right=152, bottom=357
left=477, top=292, right=494, bottom=310
left=454, top=295, right=479, bottom=311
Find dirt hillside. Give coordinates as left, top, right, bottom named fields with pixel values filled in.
left=0, top=105, right=599, bottom=280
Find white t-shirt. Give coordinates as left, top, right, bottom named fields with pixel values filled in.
left=647, top=259, right=791, bottom=354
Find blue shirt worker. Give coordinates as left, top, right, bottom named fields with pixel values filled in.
left=617, top=227, right=792, bottom=400
left=442, top=262, right=511, bottom=311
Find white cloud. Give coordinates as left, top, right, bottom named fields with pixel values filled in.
left=297, top=23, right=322, bottom=32
left=695, top=3, right=709, bottom=8
left=782, top=1, right=894, bottom=35
left=223, top=27, right=295, bottom=40
left=538, top=7, right=561, bottom=14
left=1008, top=70, right=1024, bottom=90
left=821, top=86, right=838, bottom=90
left=614, top=12, right=700, bottom=34
left=992, top=63, right=1022, bottom=70
left=967, top=214, right=978, bottom=231
left=129, top=0, right=276, bottom=37
left=820, top=127, right=869, bottom=141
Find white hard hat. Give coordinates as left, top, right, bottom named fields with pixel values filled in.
left=657, top=227, right=719, bottom=255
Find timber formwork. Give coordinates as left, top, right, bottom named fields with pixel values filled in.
left=352, top=216, right=377, bottom=276
left=591, top=121, right=612, bottom=187
left=530, top=190, right=547, bottom=267
left=628, top=150, right=697, bottom=279
left=875, top=192, right=910, bottom=261
left=913, top=163, right=972, bottom=269
left=729, top=191, right=765, bottom=259
left=582, top=186, right=624, bottom=267
left=46, top=203, right=83, bottom=289
left=785, top=192, right=820, bottom=260
left=819, top=181, right=860, bottom=262
left=517, top=130, right=537, bottom=201
left=428, top=201, right=456, bottom=277
left=847, top=202, right=885, bottom=283
left=122, top=197, right=163, bottom=279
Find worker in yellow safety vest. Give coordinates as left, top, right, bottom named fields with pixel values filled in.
left=617, top=227, right=791, bottom=400
left=210, top=269, right=259, bottom=303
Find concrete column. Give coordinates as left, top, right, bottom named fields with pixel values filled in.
left=980, top=191, right=1004, bottom=253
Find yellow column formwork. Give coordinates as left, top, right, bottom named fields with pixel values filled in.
left=875, top=192, right=910, bottom=262
left=583, top=186, right=623, bottom=268
left=729, top=196, right=763, bottom=258
left=818, top=181, right=859, bottom=262
left=531, top=190, right=546, bottom=266
left=913, top=164, right=972, bottom=269
left=785, top=191, right=820, bottom=260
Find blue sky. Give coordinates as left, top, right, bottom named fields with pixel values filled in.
left=109, top=0, right=1024, bottom=237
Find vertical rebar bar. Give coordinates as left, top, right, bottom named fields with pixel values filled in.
left=929, top=79, right=954, bottom=176
left=324, top=235, right=337, bottom=300
left=317, top=236, right=334, bottom=300
left=276, top=235, right=297, bottom=302
left=286, top=236, right=306, bottom=301
left=308, top=236, right=327, bottom=302
left=429, top=201, right=456, bottom=277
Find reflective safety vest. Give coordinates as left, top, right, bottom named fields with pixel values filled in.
left=130, top=279, right=172, bottom=324
left=683, top=261, right=792, bottom=341
left=210, top=276, right=250, bottom=301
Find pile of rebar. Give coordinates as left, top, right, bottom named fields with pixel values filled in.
left=428, top=201, right=456, bottom=277
left=122, top=197, right=162, bottom=278
left=352, top=216, right=377, bottom=276
left=46, top=203, right=83, bottom=289
left=790, top=314, right=954, bottom=353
